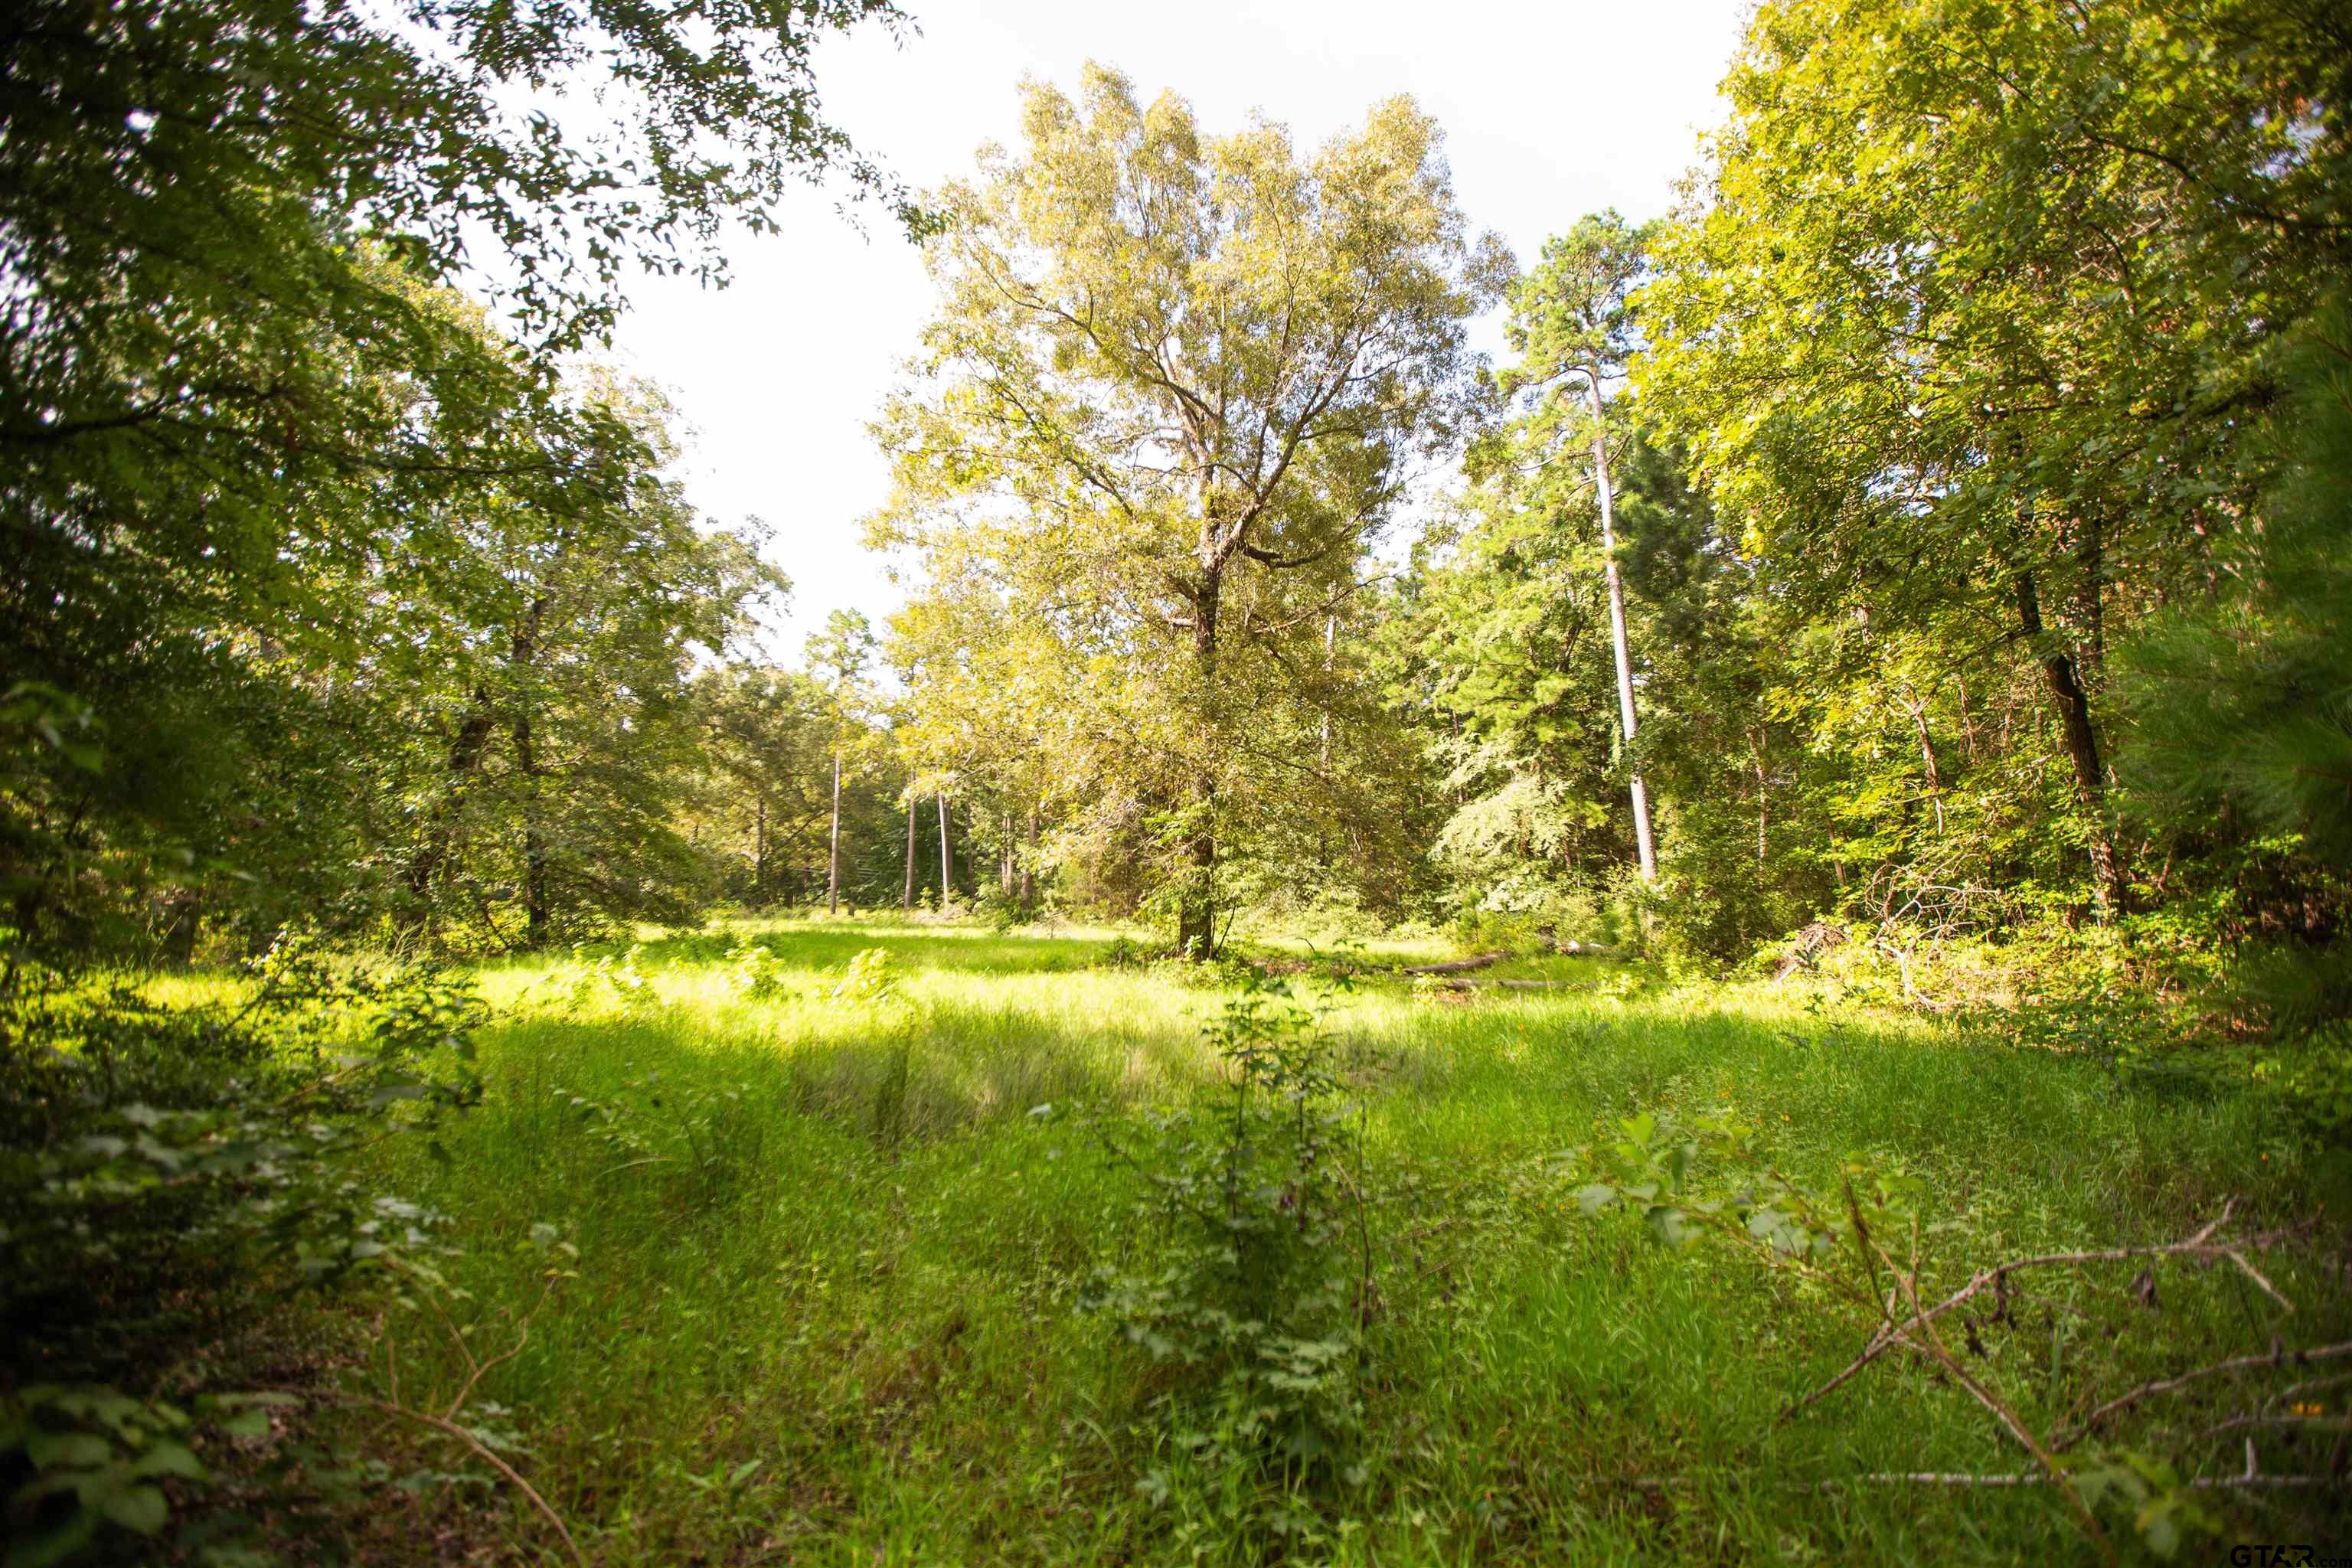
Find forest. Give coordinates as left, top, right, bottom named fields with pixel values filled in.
left=3, top=0, right=2349, bottom=1561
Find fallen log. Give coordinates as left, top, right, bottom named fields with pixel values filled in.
left=1423, top=977, right=1576, bottom=992
left=1400, top=951, right=1506, bottom=975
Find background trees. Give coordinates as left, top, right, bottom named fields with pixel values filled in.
left=5, top=0, right=2344, bottom=984
left=1, top=0, right=915, bottom=962
left=1638, top=0, right=2350, bottom=927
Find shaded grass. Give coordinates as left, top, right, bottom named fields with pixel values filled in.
left=348, top=920, right=2350, bottom=1564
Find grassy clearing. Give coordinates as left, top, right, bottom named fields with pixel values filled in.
left=341, top=921, right=2348, bottom=1564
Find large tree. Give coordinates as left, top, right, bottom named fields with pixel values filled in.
left=871, top=65, right=1507, bottom=953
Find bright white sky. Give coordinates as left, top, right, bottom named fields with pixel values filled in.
left=605, top=0, right=1751, bottom=662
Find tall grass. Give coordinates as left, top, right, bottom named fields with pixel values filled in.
left=343, top=922, right=2347, bottom=1563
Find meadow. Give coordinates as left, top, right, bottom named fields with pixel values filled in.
left=325, top=920, right=2350, bottom=1565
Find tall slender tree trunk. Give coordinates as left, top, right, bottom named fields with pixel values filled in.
left=1178, top=577, right=1220, bottom=959
left=1750, top=724, right=1769, bottom=873
left=1020, top=811, right=1037, bottom=910
left=2016, top=570, right=2125, bottom=914
left=514, top=707, right=549, bottom=947
left=1906, top=696, right=1945, bottom=836
left=937, top=794, right=953, bottom=907
left=509, top=598, right=552, bottom=948
left=754, top=794, right=767, bottom=907
left=827, top=746, right=842, bottom=915
left=1583, top=371, right=1657, bottom=883
left=1316, top=615, right=1335, bottom=871
left=903, top=797, right=917, bottom=913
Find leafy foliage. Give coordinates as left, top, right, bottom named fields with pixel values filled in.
left=0, top=935, right=495, bottom=1560
left=1086, top=969, right=1374, bottom=1492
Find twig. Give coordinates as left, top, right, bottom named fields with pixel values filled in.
left=1869, top=1227, right=2115, bottom=1566
left=1786, top=1201, right=2308, bottom=1421
left=2054, top=1340, right=2352, bottom=1449
left=1831, top=1471, right=2347, bottom=1493
left=445, top=1274, right=558, bottom=1421
left=2197, top=1413, right=2352, bottom=1441
left=1610, top=1468, right=2347, bottom=1494
left=1400, top=952, right=1505, bottom=975
left=270, top=1387, right=584, bottom=1566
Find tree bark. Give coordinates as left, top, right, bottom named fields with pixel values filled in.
left=1751, top=727, right=1769, bottom=873
left=1906, top=696, right=1945, bottom=836
left=158, top=887, right=202, bottom=966
left=514, top=707, right=548, bottom=948
left=511, top=597, right=550, bottom=949
left=2016, top=570, right=2126, bottom=913
left=753, top=794, right=767, bottom=908
left=1583, top=371, right=1657, bottom=883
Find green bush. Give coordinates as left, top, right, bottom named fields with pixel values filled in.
left=1085, top=970, right=1373, bottom=1493
left=0, top=935, right=488, bottom=1561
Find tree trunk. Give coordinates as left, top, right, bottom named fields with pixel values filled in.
left=1750, top=726, right=1769, bottom=873
left=511, top=596, right=550, bottom=949
left=1906, top=697, right=1945, bottom=835
left=753, top=794, right=767, bottom=907
left=827, top=748, right=842, bottom=915
left=403, top=688, right=497, bottom=914
left=1020, top=812, right=1037, bottom=910
left=1317, top=614, right=1335, bottom=870
left=1584, top=371, right=1657, bottom=883
left=2016, top=570, right=2126, bottom=913
left=514, top=707, right=549, bottom=948
left=1178, top=577, right=1220, bottom=959
left=937, top=793, right=952, bottom=907
left=903, top=796, right=917, bottom=913
left=158, top=887, right=202, bottom=967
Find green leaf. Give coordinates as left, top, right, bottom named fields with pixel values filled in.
left=99, top=1482, right=168, bottom=1534
left=2135, top=1498, right=2181, bottom=1560
left=130, top=1440, right=206, bottom=1481
left=24, top=1432, right=110, bottom=1470
left=217, top=1408, right=273, bottom=1439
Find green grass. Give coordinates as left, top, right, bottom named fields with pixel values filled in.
left=343, top=920, right=2350, bottom=1564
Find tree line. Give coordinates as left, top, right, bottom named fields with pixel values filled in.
left=6, top=0, right=2347, bottom=1010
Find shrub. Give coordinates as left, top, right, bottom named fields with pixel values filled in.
left=1085, top=969, right=1373, bottom=1488
left=0, top=934, right=491, bottom=1561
